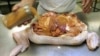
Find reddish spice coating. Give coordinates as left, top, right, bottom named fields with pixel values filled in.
left=31, top=12, right=85, bottom=37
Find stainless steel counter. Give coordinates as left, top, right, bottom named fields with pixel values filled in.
left=0, top=12, right=100, bottom=56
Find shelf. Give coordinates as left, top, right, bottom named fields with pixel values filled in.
left=0, top=1, right=19, bottom=6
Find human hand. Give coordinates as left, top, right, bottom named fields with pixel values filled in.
left=82, top=0, right=93, bottom=13
left=12, top=0, right=34, bottom=26
left=12, top=0, right=33, bottom=12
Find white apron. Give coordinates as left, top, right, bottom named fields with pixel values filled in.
left=37, top=0, right=76, bottom=15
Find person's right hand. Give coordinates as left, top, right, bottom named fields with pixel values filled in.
left=12, top=0, right=34, bottom=26
left=12, top=0, right=33, bottom=12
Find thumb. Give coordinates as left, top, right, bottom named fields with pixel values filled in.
left=12, top=4, right=21, bottom=12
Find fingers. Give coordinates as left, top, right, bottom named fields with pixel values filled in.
left=82, top=0, right=86, bottom=6
left=82, top=0, right=93, bottom=13
left=12, top=3, right=21, bottom=12
left=12, top=0, right=34, bottom=12
left=12, top=2, right=27, bottom=12
left=83, top=0, right=90, bottom=9
left=83, top=2, right=92, bottom=13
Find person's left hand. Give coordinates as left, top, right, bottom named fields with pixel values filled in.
left=82, top=0, right=93, bottom=13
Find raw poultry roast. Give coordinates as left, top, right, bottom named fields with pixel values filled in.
left=32, top=12, right=86, bottom=37
left=9, top=12, right=99, bottom=56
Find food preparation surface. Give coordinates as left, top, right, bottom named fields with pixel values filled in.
left=0, top=12, right=100, bottom=56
